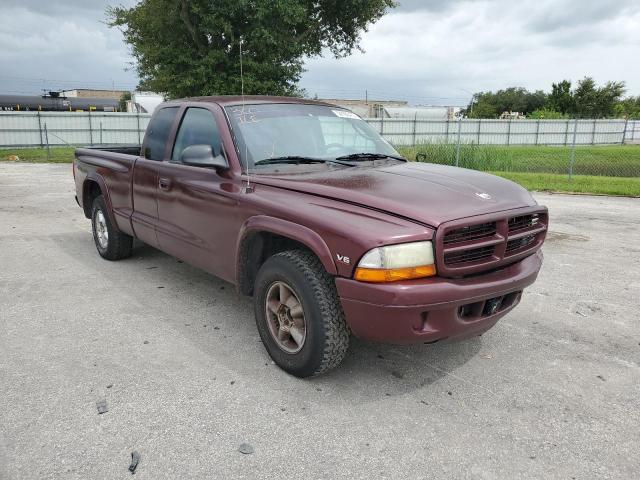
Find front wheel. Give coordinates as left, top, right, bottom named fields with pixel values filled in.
left=254, top=250, right=349, bottom=377
left=91, top=195, right=133, bottom=261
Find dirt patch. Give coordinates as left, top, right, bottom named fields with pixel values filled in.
left=546, top=231, right=590, bottom=243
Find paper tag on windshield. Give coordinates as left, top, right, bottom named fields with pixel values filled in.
left=332, top=110, right=360, bottom=119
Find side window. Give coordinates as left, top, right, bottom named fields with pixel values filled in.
left=172, top=108, right=222, bottom=162
left=144, top=107, right=178, bottom=161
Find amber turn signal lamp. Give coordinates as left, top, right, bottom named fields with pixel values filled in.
left=354, top=264, right=437, bottom=283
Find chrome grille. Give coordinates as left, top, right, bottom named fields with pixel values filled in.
left=506, top=234, right=537, bottom=253
left=436, top=208, right=548, bottom=277
left=444, top=245, right=495, bottom=265
left=443, top=222, right=497, bottom=245
left=508, top=214, right=540, bottom=233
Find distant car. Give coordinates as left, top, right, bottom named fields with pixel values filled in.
left=73, top=96, right=547, bottom=377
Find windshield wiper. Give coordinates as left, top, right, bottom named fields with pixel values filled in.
left=335, top=153, right=407, bottom=162
left=254, top=156, right=356, bottom=167
left=254, top=156, right=328, bottom=166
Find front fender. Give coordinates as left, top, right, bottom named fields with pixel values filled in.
left=237, top=215, right=338, bottom=276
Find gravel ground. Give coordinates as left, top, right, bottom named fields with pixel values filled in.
left=1, top=162, right=639, bottom=480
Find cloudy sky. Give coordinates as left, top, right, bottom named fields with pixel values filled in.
left=1, top=0, right=639, bottom=106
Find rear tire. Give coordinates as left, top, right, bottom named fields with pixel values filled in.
left=254, top=250, right=349, bottom=377
left=91, top=195, right=133, bottom=261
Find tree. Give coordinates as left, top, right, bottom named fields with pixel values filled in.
left=572, top=77, right=625, bottom=118
left=465, top=87, right=547, bottom=118
left=614, top=96, right=640, bottom=119
left=547, top=80, right=574, bottom=115
left=548, top=78, right=626, bottom=118
left=108, top=0, right=395, bottom=98
left=466, top=97, right=497, bottom=119
left=466, top=78, right=628, bottom=119
left=529, top=108, right=569, bottom=119
left=118, top=91, right=131, bottom=112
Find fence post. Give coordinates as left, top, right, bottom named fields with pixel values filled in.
left=622, top=118, right=628, bottom=145
left=412, top=112, right=417, bottom=146
left=380, top=115, right=384, bottom=138
left=535, top=119, right=540, bottom=146
left=445, top=119, right=450, bottom=143
left=569, top=118, right=578, bottom=180
left=476, top=119, right=481, bottom=145
left=506, top=119, right=512, bottom=146
left=455, top=117, right=462, bottom=167
left=36, top=111, right=44, bottom=147
left=564, top=119, right=570, bottom=146
left=591, top=119, right=597, bottom=145
left=88, top=112, right=93, bottom=146
left=44, top=123, right=51, bottom=161
left=136, top=111, right=141, bottom=145
left=100, top=121, right=103, bottom=145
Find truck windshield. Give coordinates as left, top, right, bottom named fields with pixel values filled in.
left=225, top=103, right=402, bottom=172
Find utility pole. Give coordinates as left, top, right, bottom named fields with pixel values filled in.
left=458, top=88, right=475, bottom=117
left=569, top=118, right=578, bottom=180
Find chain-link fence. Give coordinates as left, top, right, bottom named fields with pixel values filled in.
left=368, top=118, right=634, bottom=146
left=398, top=142, right=640, bottom=179
left=0, top=111, right=150, bottom=147
left=1, top=111, right=638, bottom=179
left=389, top=119, right=640, bottom=179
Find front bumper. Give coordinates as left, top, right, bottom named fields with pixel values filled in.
left=335, top=250, right=543, bottom=344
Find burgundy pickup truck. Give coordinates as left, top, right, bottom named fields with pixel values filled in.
left=73, top=96, right=547, bottom=377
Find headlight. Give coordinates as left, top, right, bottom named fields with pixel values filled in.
left=354, top=241, right=436, bottom=283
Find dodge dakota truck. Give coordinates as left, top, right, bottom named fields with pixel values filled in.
left=73, top=96, right=547, bottom=377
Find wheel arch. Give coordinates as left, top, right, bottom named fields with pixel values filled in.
left=236, top=216, right=338, bottom=296
left=82, top=174, right=117, bottom=228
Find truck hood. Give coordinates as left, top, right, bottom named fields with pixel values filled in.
left=254, top=162, right=537, bottom=227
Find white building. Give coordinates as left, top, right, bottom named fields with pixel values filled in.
left=127, top=92, right=165, bottom=114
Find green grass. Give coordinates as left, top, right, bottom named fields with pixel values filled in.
left=0, top=147, right=76, bottom=163
left=2, top=145, right=639, bottom=196
left=491, top=172, right=640, bottom=197
left=398, top=144, right=640, bottom=177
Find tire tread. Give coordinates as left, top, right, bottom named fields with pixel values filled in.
left=269, top=250, right=349, bottom=376
left=91, top=195, right=133, bottom=261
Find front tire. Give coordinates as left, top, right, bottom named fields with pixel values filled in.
left=254, top=250, right=349, bottom=377
left=91, top=195, right=133, bottom=261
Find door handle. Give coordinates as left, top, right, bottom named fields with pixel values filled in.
left=159, top=177, right=171, bottom=191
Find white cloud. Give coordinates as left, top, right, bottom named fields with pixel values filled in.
left=301, top=0, right=640, bottom=104
left=0, top=1, right=137, bottom=95
left=1, top=0, right=638, bottom=103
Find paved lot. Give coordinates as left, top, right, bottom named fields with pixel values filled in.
left=1, top=162, right=639, bottom=479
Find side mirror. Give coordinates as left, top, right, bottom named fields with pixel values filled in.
left=181, top=144, right=228, bottom=170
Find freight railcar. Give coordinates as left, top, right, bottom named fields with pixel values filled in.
left=0, top=94, right=120, bottom=112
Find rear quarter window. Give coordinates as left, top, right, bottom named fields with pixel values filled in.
left=144, top=107, right=178, bottom=161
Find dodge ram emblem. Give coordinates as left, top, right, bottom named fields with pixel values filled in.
left=475, top=192, right=492, bottom=200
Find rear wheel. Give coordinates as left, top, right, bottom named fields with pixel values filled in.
left=254, top=250, right=349, bottom=377
left=91, top=195, right=133, bottom=261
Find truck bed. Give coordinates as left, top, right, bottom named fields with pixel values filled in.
left=80, top=145, right=141, bottom=156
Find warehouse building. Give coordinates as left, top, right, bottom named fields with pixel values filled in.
left=61, top=89, right=127, bottom=100
left=319, top=98, right=461, bottom=119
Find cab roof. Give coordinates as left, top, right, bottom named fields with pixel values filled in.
left=164, top=95, right=337, bottom=108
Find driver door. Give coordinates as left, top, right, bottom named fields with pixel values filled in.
left=154, top=106, right=241, bottom=282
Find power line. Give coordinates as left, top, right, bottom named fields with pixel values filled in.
left=306, top=88, right=469, bottom=105
left=0, top=75, right=138, bottom=92
left=307, top=87, right=469, bottom=99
